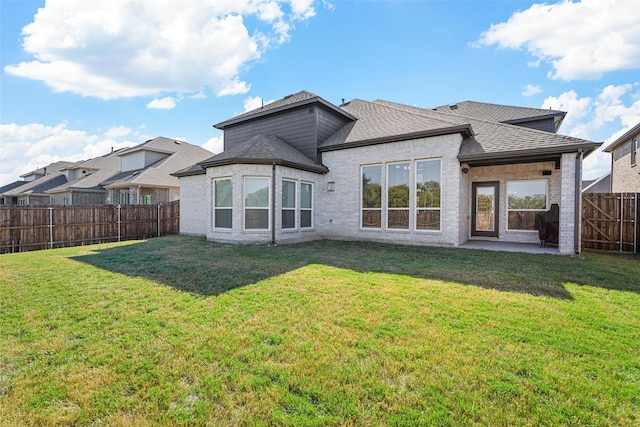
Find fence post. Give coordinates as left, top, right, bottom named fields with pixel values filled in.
left=49, top=206, right=54, bottom=249
left=619, top=194, right=624, bottom=253
left=157, top=203, right=161, bottom=237
left=117, top=204, right=121, bottom=242
left=635, top=193, right=638, bottom=255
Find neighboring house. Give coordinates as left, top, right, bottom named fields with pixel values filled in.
left=0, top=161, right=75, bottom=206
left=582, top=173, right=611, bottom=193
left=46, top=148, right=129, bottom=205
left=603, top=123, right=640, bottom=193
left=101, top=137, right=213, bottom=205
left=175, top=90, right=600, bottom=254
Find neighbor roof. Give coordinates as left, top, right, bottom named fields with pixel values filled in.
left=582, top=173, right=611, bottom=193
left=2, top=173, right=68, bottom=197
left=198, top=134, right=328, bottom=174
left=20, top=161, right=75, bottom=179
left=103, top=137, right=213, bottom=188
left=603, top=122, right=640, bottom=153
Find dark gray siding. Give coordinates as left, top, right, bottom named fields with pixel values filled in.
left=224, top=105, right=353, bottom=163
left=511, top=118, right=556, bottom=133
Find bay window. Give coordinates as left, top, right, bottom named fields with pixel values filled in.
left=301, top=183, right=313, bottom=228
left=245, top=177, right=270, bottom=230
left=282, top=180, right=296, bottom=229
left=214, top=178, right=232, bottom=229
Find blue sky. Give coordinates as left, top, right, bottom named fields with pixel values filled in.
left=1, top=0, right=639, bottom=186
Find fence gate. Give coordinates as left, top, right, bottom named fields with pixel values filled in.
left=582, top=193, right=638, bottom=253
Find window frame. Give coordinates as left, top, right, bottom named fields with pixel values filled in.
left=300, top=182, right=313, bottom=229
left=281, top=179, right=296, bottom=229
left=244, top=176, right=271, bottom=231
left=361, top=164, right=383, bottom=229
left=213, top=177, right=233, bottom=230
left=632, top=137, right=638, bottom=166
left=506, top=179, right=548, bottom=232
left=387, top=161, right=411, bottom=230
left=415, top=158, right=442, bottom=232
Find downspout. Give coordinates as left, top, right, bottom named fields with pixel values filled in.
left=271, top=162, right=276, bottom=246
left=574, top=150, right=583, bottom=254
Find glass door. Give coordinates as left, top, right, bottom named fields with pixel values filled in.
left=472, top=182, right=499, bottom=237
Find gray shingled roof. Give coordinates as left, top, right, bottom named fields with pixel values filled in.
left=215, top=90, right=354, bottom=129
left=432, top=100, right=566, bottom=124
left=46, top=148, right=127, bottom=194
left=20, top=161, right=76, bottom=178
left=319, top=99, right=472, bottom=149
left=104, top=137, right=213, bottom=188
left=370, top=100, right=599, bottom=162
left=582, top=173, right=611, bottom=193
left=199, top=134, right=328, bottom=174
left=2, top=173, right=68, bottom=197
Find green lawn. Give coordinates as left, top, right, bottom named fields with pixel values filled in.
left=1, top=236, right=638, bottom=426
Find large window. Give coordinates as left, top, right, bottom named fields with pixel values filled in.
left=507, top=180, right=547, bottom=231
left=415, top=159, right=441, bottom=230
left=301, top=183, right=313, bottom=228
left=245, top=177, right=270, bottom=229
left=387, top=162, right=410, bottom=229
left=282, top=180, right=296, bottom=229
left=362, top=165, right=382, bottom=228
left=214, top=178, right=232, bottom=229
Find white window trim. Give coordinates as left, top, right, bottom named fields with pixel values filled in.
left=213, top=177, right=233, bottom=230
left=506, top=179, right=549, bottom=232
left=386, top=161, right=411, bottom=230
left=243, top=176, right=271, bottom=231
left=360, top=164, right=383, bottom=230
left=282, top=179, right=297, bottom=230
left=414, top=158, right=442, bottom=233
left=300, top=181, right=313, bottom=229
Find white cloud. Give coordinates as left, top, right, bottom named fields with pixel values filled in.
left=147, top=97, right=177, bottom=110
left=4, top=0, right=319, bottom=99
left=202, top=135, right=224, bottom=154
left=475, top=0, right=640, bottom=80
left=541, top=83, right=640, bottom=179
left=104, top=125, right=132, bottom=138
left=0, top=122, right=136, bottom=186
left=522, top=84, right=541, bottom=97
left=243, top=95, right=275, bottom=112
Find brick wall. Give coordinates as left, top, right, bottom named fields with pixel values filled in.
left=611, top=139, right=640, bottom=192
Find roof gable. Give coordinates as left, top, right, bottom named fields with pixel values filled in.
left=214, top=90, right=355, bottom=130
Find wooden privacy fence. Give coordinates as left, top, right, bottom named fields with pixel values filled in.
left=582, top=193, right=639, bottom=253
left=0, top=201, right=180, bottom=254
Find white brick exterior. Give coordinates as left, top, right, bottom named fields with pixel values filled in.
left=321, top=134, right=463, bottom=246
left=179, top=134, right=583, bottom=254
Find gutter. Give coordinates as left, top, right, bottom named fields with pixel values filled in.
left=271, top=162, right=276, bottom=246
left=574, top=150, right=583, bottom=254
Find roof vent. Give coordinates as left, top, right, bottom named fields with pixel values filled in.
left=284, top=94, right=294, bottom=99
left=174, top=140, right=181, bottom=144
left=449, top=104, right=458, bottom=110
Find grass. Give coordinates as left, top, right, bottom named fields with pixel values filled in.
left=1, top=235, right=639, bottom=426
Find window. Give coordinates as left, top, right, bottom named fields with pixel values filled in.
left=282, top=180, right=296, bottom=229
left=387, top=162, right=410, bottom=229
left=632, top=138, right=638, bottom=166
left=507, top=180, right=547, bottom=231
left=144, top=195, right=152, bottom=205
left=301, top=183, right=313, bottom=228
left=245, top=177, right=270, bottom=229
left=362, top=165, right=382, bottom=228
left=120, top=191, right=130, bottom=205
left=214, top=178, right=232, bottom=229
left=415, top=159, right=441, bottom=230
